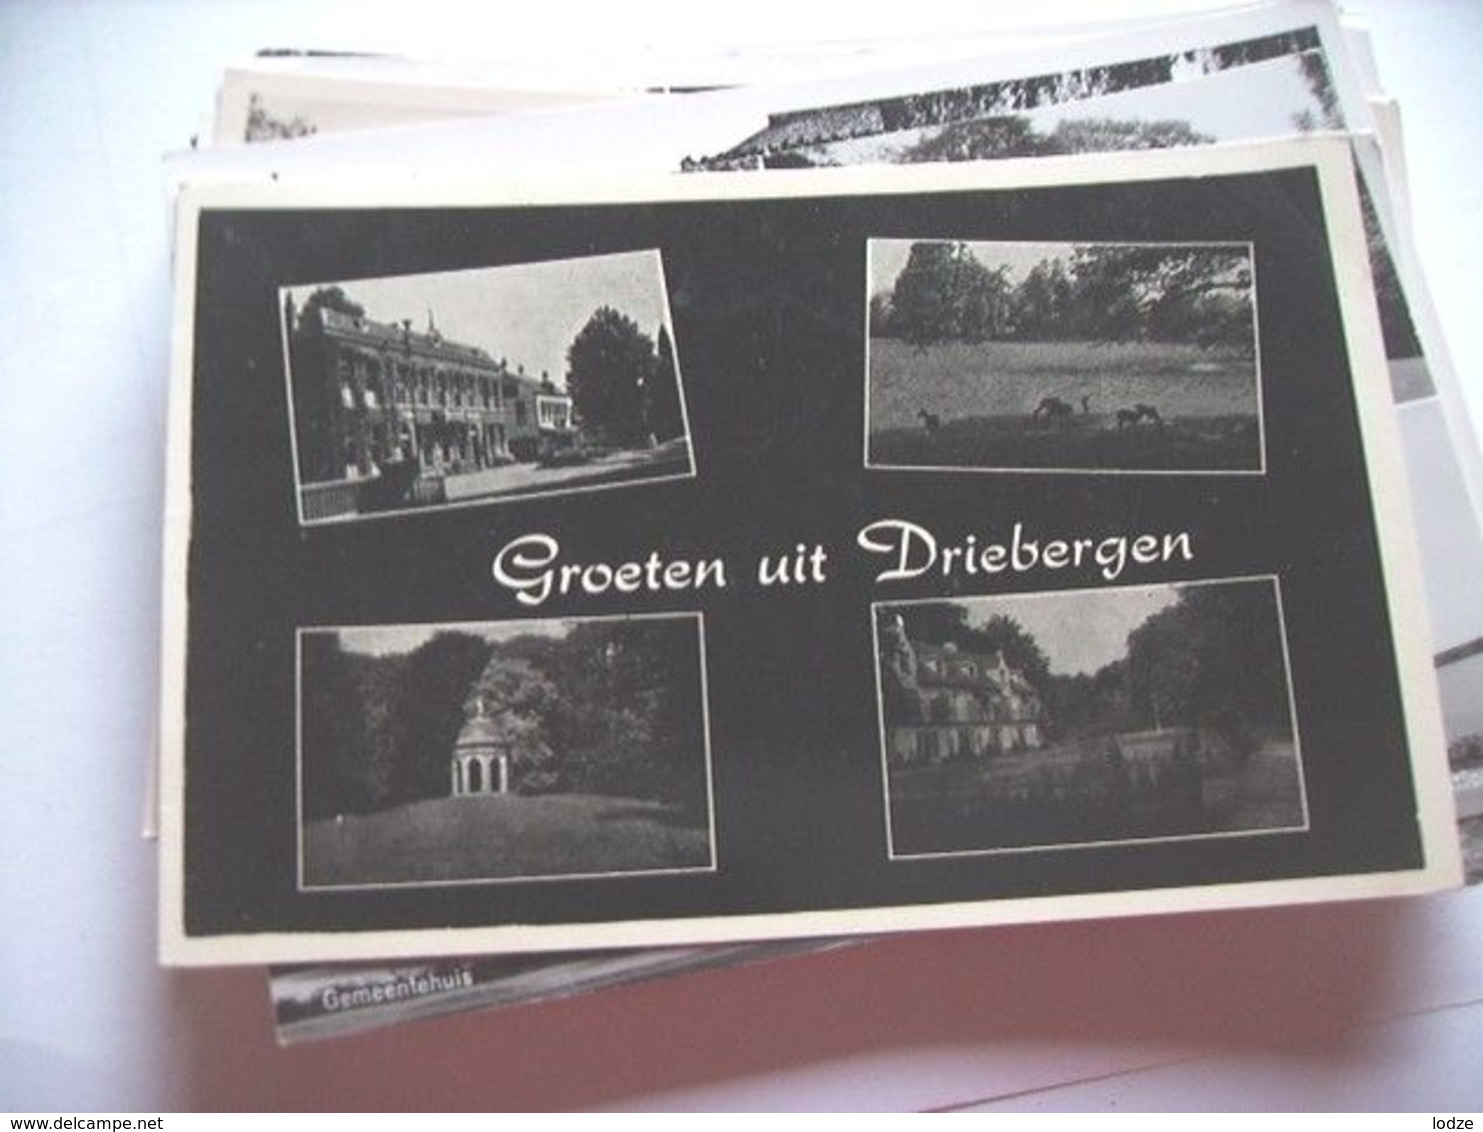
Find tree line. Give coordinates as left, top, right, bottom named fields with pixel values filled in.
left=694, top=27, right=1325, bottom=168
left=883, top=583, right=1290, bottom=755
left=897, top=115, right=1212, bottom=165
left=874, top=29, right=1326, bottom=137
left=300, top=621, right=708, bottom=821
left=872, top=241, right=1255, bottom=351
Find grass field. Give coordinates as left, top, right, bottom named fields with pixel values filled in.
left=303, top=792, right=712, bottom=886
left=868, top=338, right=1261, bottom=471
left=888, top=730, right=1303, bottom=856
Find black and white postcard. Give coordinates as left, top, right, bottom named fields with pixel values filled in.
left=160, top=138, right=1459, bottom=965
left=216, top=68, right=610, bottom=147
left=269, top=938, right=837, bottom=1044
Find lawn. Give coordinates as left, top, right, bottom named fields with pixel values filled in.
left=867, top=338, right=1262, bottom=471
left=871, top=412, right=1260, bottom=471
left=303, top=791, right=713, bottom=887
left=887, top=729, right=1303, bottom=856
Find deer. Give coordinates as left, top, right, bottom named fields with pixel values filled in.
left=1116, top=403, right=1164, bottom=428
left=1031, top=396, right=1075, bottom=427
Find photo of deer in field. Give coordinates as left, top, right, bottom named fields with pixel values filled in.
left=866, top=240, right=1263, bottom=474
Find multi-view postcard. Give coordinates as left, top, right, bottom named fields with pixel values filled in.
left=159, top=137, right=1459, bottom=965
left=167, top=0, right=1483, bottom=1030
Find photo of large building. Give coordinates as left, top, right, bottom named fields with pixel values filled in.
left=875, top=583, right=1306, bottom=857
left=280, top=251, right=693, bottom=524
left=878, top=613, right=1044, bottom=766
left=286, top=298, right=577, bottom=520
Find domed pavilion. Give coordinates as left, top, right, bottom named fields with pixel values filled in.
left=449, top=697, right=510, bottom=796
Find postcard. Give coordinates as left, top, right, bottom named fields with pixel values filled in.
left=159, top=138, right=1459, bottom=965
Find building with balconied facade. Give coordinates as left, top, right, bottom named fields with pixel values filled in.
left=285, top=295, right=576, bottom=518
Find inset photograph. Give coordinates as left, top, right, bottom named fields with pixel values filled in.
left=282, top=250, right=694, bottom=524
left=874, top=577, right=1305, bottom=857
left=1437, top=637, right=1483, bottom=885
left=297, top=614, right=715, bottom=887
left=866, top=240, right=1263, bottom=473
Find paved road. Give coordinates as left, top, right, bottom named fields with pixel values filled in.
left=443, top=443, right=690, bottom=502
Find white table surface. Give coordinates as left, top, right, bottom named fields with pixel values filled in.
left=2, top=0, right=1481, bottom=1111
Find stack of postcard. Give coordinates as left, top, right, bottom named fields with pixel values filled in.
left=157, top=1, right=1483, bottom=1044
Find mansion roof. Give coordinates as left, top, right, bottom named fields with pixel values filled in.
left=310, top=307, right=565, bottom=399
left=911, top=641, right=1037, bottom=699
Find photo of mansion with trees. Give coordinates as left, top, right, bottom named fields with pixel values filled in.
left=877, top=581, right=1307, bottom=856
left=877, top=612, right=1045, bottom=765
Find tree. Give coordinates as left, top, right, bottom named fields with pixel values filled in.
left=953, top=256, right=1015, bottom=342
left=887, top=242, right=1013, bottom=349
left=875, top=613, right=924, bottom=725
left=889, top=242, right=964, bottom=350
left=897, top=604, right=1051, bottom=693
left=358, top=657, right=404, bottom=810
left=1067, top=245, right=1254, bottom=348
left=648, top=325, right=686, bottom=441
left=300, top=622, right=712, bottom=814
left=869, top=292, right=897, bottom=338
left=898, top=601, right=972, bottom=646
left=1049, top=117, right=1211, bottom=153
left=392, top=632, right=495, bottom=803
left=899, top=114, right=1211, bottom=166
left=245, top=94, right=317, bottom=142
left=1125, top=604, right=1201, bottom=732
left=879, top=57, right=1179, bottom=138
left=542, top=620, right=707, bottom=813
left=970, top=614, right=1052, bottom=694
left=467, top=653, right=559, bottom=793
left=1124, top=584, right=1289, bottom=753
left=1357, top=187, right=1423, bottom=359
left=298, top=285, right=365, bottom=327
left=898, top=115, right=1054, bottom=164
left=1012, top=257, right=1076, bottom=341
left=299, top=633, right=370, bottom=819
left=1287, top=49, right=1343, bottom=133
left=566, top=307, right=658, bottom=447
left=695, top=28, right=1323, bottom=171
